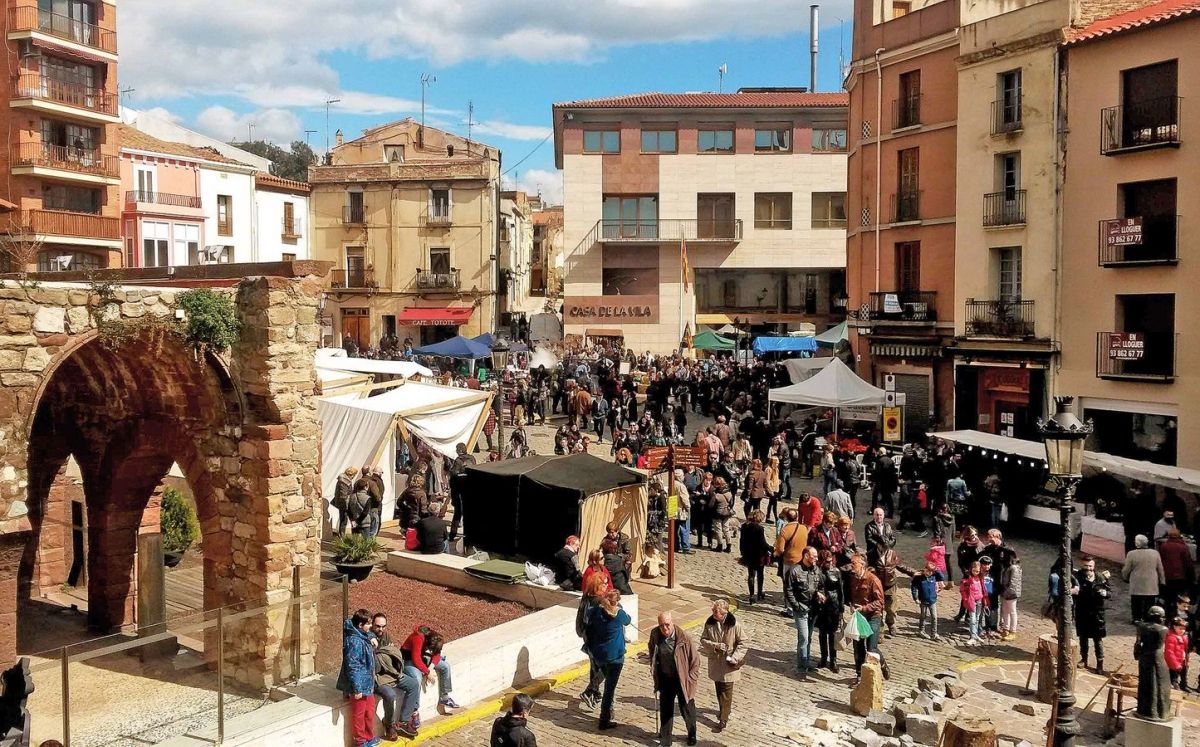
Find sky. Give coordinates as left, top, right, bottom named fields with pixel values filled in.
left=120, top=0, right=854, bottom=205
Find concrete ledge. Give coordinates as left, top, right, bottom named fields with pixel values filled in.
left=386, top=550, right=577, bottom=610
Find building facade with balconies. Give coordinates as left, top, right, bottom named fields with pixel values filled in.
left=845, top=0, right=959, bottom=439
left=1058, top=0, right=1199, bottom=467
left=309, top=119, right=501, bottom=349
left=117, top=124, right=208, bottom=268
left=499, top=190, right=535, bottom=326
left=553, top=90, right=848, bottom=352
left=255, top=173, right=310, bottom=264
left=1, top=0, right=120, bottom=271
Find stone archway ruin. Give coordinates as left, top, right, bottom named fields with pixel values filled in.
left=0, top=263, right=329, bottom=689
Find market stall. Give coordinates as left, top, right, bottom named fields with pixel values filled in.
left=752, top=335, right=818, bottom=356
left=782, top=356, right=833, bottom=384
left=691, top=330, right=735, bottom=353
left=460, top=453, right=648, bottom=569
left=769, top=358, right=886, bottom=441
left=814, top=321, right=849, bottom=348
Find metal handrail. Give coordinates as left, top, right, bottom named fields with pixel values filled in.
left=125, top=190, right=202, bottom=208
left=983, top=190, right=1026, bottom=227
left=15, top=73, right=117, bottom=116
left=8, top=6, right=117, bottom=53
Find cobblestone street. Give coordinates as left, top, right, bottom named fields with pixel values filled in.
left=435, top=413, right=1200, bottom=746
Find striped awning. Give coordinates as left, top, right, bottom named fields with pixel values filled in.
left=870, top=343, right=942, bottom=358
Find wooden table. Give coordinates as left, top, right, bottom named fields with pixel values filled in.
left=1102, top=683, right=1183, bottom=738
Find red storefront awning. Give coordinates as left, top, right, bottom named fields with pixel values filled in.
left=398, top=306, right=474, bottom=326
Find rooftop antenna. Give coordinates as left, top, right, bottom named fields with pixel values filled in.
left=718, top=63, right=728, bottom=93
left=304, top=129, right=318, bottom=147
left=247, top=122, right=255, bottom=143
left=119, top=86, right=135, bottom=108
left=466, top=99, right=474, bottom=147
left=810, top=5, right=820, bottom=93
left=420, top=73, right=436, bottom=147
left=838, top=18, right=847, bottom=80
left=324, top=98, right=341, bottom=155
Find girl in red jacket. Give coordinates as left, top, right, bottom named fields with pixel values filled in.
left=1165, top=617, right=1190, bottom=691
left=959, top=561, right=988, bottom=647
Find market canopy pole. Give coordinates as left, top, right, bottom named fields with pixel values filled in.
left=644, top=444, right=708, bottom=590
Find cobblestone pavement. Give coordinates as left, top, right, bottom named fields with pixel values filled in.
left=433, top=412, right=1200, bottom=746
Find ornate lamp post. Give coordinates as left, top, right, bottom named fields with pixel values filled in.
left=1037, top=397, right=1093, bottom=747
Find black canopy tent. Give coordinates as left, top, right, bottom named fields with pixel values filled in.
left=461, top=453, right=648, bottom=567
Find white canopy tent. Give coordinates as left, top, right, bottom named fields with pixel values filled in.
left=769, top=358, right=887, bottom=435
left=318, top=381, right=493, bottom=529
left=315, top=356, right=434, bottom=380
left=783, top=356, right=835, bottom=384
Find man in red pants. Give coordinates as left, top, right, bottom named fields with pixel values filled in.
left=337, top=608, right=381, bottom=747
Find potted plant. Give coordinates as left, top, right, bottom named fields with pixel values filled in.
left=160, top=487, right=200, bottom=568
left=332, top=534, right=384, bottom=582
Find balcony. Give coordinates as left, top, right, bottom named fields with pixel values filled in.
left=892, top=94, right=922, bottom=130
left=1097, top=331, right=1176, bottom=382
left=342, top=205, right=367, bottom=225
left=282, top=216, right=301, bottom=240
left=415, top=269, right=461, bottom=290
left=991, top=98, right=1022, bottom=135
left=1098, top=215, right=1178, bottom=266
left=330, top=268, right=376, bottom=290
left=12, top=142, right=118, bottom=181
left=964, top=299, right=1034, bottom=337
left=13, top=74, right=119, bottom=120
left=982, top=190, right=1026, bottom=227
left=7, top=6, right=117, bottom=57
left=866, top=290, right=937, bottom=322
left=423, top=210, right=452, bottom=227
left=891, top=192, right=920, bottom=223
left=18, top=208, right=119, bottom=240
left=125, top=190, right=202, bottom=209
left=594, top=218, right=743, bottom=242
left=1101, top=96, right=1181, bottom=155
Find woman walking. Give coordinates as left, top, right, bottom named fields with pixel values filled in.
left=815, top=549, right=844, bottom=672
left=765, top=456, right=783, bottom=522
left=711, top=477, right=736, bottom=553
left=586, top=589, right=631, bottom=730
left=699, top=599, right=747, bottom=732
left=740, top=510, right=772, bottom=604
left=745, top=459, right=769, bottom=517
left=575, top=574, right=609, bottom=711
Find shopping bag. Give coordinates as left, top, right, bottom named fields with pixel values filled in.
left=842, top=610, right=873, bottom=641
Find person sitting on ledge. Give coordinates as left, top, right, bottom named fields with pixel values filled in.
left=553, top=535, right=583, bottom=591
left=416, top=501, right=449, bottom=555
left=401, top=625, right=461, bottom=715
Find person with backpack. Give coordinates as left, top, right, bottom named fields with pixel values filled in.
left=332, top=467, right=356, bottom=535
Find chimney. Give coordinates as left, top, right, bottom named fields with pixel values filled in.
left=335, top=129, right=343, bottom=147
left=810, top=5, right=819, bottom=93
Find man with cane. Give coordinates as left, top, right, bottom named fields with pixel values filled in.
left=647, top=611, right=700, bottom=746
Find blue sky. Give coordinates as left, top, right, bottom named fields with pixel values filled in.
left=120, top=1, right=853, bottom=203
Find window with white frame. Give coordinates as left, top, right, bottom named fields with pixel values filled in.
left=996, top=246, right=1022, bottom=301
left=174, top=223, right=201, bottom=265
left=142, top=220, right=170, bottom=267
left=430, top=188, right=451, bottom=219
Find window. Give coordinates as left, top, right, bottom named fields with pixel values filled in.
left=344, top=246, right=367, bottom=287
left=1119, top=178, right=1177, bottom=262
left=42, top=184, right=99, bottom=213
left=583, top=130, right=620, bottom=154
left=996, top=247, right=1022, bottom=301
left=997, top=70, right=1022, bottom=130
left=384, top=144, right=405, bottom=163
left=601, top=195, right=658, bottom=238
left=41, top=55, right=97, bottom=91
left=640, top=129, right=677, bottom=153
left=995, top=152, right=1020, bottom=198
left=216, top=194, right=232, bottom=236
left=37, top=250, right=101, bottom=272
left=697, top=128, right=734, bottom=153
left=697, top=193, right=736, bottom=238
left=804, top=273, right=819, bottom=314
left=811, top=193, right=847, bottom=228
left=281, top=253, right=296, bottom=262
left=123, top=220, right=134, bottom=267
left=896, top=241, right=921, bottom=292
left=430, top=188, right=451, bottom=218
left=282, top=201, right=297, bottom=236
left=174, top=223, right=200, bottom=265
left=41, top=120, right=98, bottom=165
left=722, top=279, right=737, bottom=307
left=811, top=127, right=848, bottom=152
left=429, top=247, right=451, bottom=274
left=754, top=127, right=791, bottom=152
left=892, top=1, right=911, bottom=17
left=346, top=190, right=365, bottom=223
left=142, top=220, right=170, bottom=267
left=1112, top=293, right=1175, bottom=378
left=754, top=193, right=792, bottom=229
left=135, top=165, right=155, bottom=196
left=896, top=147, right=919, bottom=220
left=1117, top=60, right=1179, bottom=148
left=896, top=70, right=921, bottom=128
left=446, top=145, right=454, bottom=157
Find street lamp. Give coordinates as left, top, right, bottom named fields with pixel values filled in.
left=491, top=338, right=511, bottom=372
left=1037, top=396, right=1093, bottom=747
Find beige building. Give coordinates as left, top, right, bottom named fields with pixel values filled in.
left=532, top=205, right=564, bottom=296
left=553, top=90, right=849, bottom=352
left=499, top=190, right=535, bottom=324
left=1058, top=0, right=1198, bottom=467
left=309, top=120, right=501, bottom=348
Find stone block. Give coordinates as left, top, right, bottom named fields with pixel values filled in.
left=120, top=302, right=146, bottom=318
left=899, top=736, right=915, bottom=747
left=880, top=740, right=901, bottom=747
left=0, top=350, right=21, bottom=370
left=0, top=373, right=37, bottom=387
left=815, top=715, right=840, bottom=731
left=944, top=682, right=967, bottom=699
left=1124, top=716, right=1182, bottom=747
left=1013, top=703, right=1036, bottom=716
left=867, top=710, right=896, bottom=736
left=852, top=657, right=885, bottom=716
left=916, top=677, right=946, bottom=696
left=913, top=693, right=935, bottom=714
left=894, top=702, right=926, bottom=723
left=0, top=334, right=36, bottom=348
left=850, top=729, right=881, bottom=747
left=32, top=307, right=65, bottom=333
left=22, top=347, right=50, bottom=372
left=905, top=715, right=941, bottom=746
left=934, top=671, right=958, bottom=682
left=4, top=315, right=31, bottom=333
left=66, top=305, right=91, bottom=334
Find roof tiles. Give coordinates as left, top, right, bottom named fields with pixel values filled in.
left=555, top=91, right=848, bottom=110
left=1066, top=0, right=1200, bottom=43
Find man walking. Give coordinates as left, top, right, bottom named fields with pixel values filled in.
left=647, top=611, right=700, bottom=746
left=786, top=547, right=823, bottom=680
left=447, top=443, right=475, bottom=542
left=1122, top=534, right=1165, bottom=623
left=825, top=480, right=854, bottom=521
left=490, top=693, right=537, bottom=746
left=864, top=507, right=897, bottom=570
left=773, top=508, right=808, bottom=617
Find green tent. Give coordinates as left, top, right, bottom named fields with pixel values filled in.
left=692, top=330, right=736, bottom=351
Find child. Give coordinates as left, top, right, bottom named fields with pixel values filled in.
left=1166, top=617, right=1190, bottom=691
left=960, top=561, right=987, bottom=646
left=933, top=503, right=955, bottom=582
left=1000, top=553, right=1023, bottom=641
left=925, top=537, right=949, bottom=588
left=911, top=561, right=946, bottom=640
left=979, top=556, right=997, bottom=639
left=1183, top=595, right=1198, bottom=691
left=640, top=543, right=665, bottom=579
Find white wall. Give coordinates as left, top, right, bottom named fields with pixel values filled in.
left=256, top=189, right=310, bottom=261
left=199, top=166, right=255, bottom=262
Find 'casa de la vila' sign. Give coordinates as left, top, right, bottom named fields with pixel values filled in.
left=563, top=295, right=659, bottom=324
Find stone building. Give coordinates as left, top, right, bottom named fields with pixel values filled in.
left=308, top=119, right=502, bottom=349
left=0, top=260, right=330, bottom=688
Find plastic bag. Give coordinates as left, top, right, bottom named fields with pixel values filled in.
left=842, top=610, right=873, bottom=641
left=524, top=561, right=555, bottom=587
left=404, top=528, right=419, bottom=551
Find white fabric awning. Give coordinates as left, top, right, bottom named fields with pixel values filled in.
left=315, top=357, right=434, bottom=379
left=930, top=429, right=1200, bottom=493
left=783, top=356, right=834, bottom=384
left=769, top=358, right=886, bottom=408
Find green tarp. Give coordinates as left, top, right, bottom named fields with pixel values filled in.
left=692, top=330, right=735, bottom=351
left=463, top=559, right=529, bottom=584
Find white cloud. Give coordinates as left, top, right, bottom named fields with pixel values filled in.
left=194, top=106, right=302, bottom=144
left=472, top=120, right=553, bottom=142
left=503, top=168, right=564, bottom=206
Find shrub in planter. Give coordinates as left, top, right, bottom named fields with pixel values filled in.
left=160, top=487, right=200, bottom=566
left=332, top=534, right=384, bottom=582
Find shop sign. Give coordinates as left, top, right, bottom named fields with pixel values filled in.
left=840, top=405, right=881, bottom=421
left=1103, top=217, right=1143, bottom=247
left=564, top=295, right=659, bottom=324
left=883, top=406, right=903, bottom=442
left=1107, top=332, right=1145, bottom=360
left=642, top=445, right=708, bottom=470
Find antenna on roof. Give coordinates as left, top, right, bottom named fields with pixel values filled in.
left=119, top=86, right=135, bottom=109
left=420, top=73, right=437, bottom=148
left=718, top=63, right=728, bottom=93
left=467, top=99, right=474, bottom=147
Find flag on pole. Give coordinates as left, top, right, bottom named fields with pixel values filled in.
left=680, top=239, right=690, bottom=291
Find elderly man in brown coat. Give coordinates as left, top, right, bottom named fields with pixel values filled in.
left=698, top=599, right=747, bottom=733
left=647, top=611, right=700, bottom=746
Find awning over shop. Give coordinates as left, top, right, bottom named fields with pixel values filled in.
left=752, top=336, right=818, bottom=355
left=412, top=335, right=492, bottom=359
left=691, top=330, right=736, bottom=351
left=398, top=306, right=474, bottom=326
left=696, top=313, right=733, bottom=326
left=585, top=328, right=624, bottom=338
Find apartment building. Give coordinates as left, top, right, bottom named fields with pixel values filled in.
left=309, top=119, right=501, bottom=349
left=117, top=125, right=208, bottom=267
left=552, top=90, right=848, bottom=352
left=499, top=189, right=535, bottom=324
left=255, top=173, right=310, bottom=263
left=1058, top=0, right=1199, bottom=467
left=845, top=0, right=959, bottom=438
left=1, top=0, right=121, bottom=271
left=532, top=205, right=564, bottom=295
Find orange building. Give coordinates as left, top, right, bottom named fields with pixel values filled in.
left=844, top=0, right=959, bottom=438
left=0, top=0, right=121, bottom=272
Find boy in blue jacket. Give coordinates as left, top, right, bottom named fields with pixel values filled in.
left=338, top=609, right=381, bottom=747
left=911, top=561, right=946, bottom=640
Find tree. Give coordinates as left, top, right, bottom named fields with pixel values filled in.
left=0, top=215, right=44, bottom=278
left=234, top=140, right=316, bottom=182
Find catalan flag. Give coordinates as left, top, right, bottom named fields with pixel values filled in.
left=680, top=239, right=690, bottom=291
